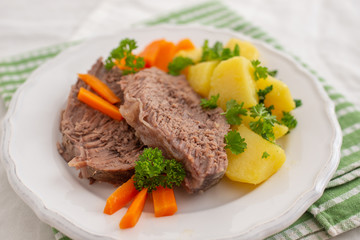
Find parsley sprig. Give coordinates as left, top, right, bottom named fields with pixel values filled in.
left=280, top=112, right=298, bottom=131
left=249, top=104, right=278, bottom=141
left=257, top=85, right=273, bottom=104
left=225, top=130, right=247, bottom=155
left=201, top=40, right=240, bottom=62
left=251, top=60, right=269, bottom=80
left=251, top=60, right=278, bottom=81
left=134, top=148, right=186, bottom=192
left=268, top=70, right=278, bottom=77
left=168, top=56, right=194, bottom=76
left=200, top=94, right=220, bottom=109
left=105, top=38, right=145, bottom=75
left=294, top=99, right=302, bottom=108
left=221, top=99, right=247, bottom=125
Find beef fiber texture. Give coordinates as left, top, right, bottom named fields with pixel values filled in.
left=57, top=58, right=144, bottom=185
left=120, top=68, right=229, bottom=193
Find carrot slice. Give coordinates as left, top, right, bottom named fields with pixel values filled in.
left=152, top=186, right=178, bottom=217
left=153, top=41, right=176, bottom=72
left=139, top=39, right=166, bottom=67
left=103, top=176, right=139, bottom=215
left=78, top=74, right=121, bottom=104
left=119, top=188, right=148, bottom=229
left=175, top=38, right=195, bottom=52
left=77, top=87, right=123, bottom=121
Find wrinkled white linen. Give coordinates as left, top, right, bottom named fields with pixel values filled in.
left=0, top=0, right=359, bottom=239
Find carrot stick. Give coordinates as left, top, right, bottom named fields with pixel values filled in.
left=152, top=186, right=178, bottom=217
left=103, top=176, right=139, bottom=215
left=78, top=74, right=120, bottom=104
left=175, top=38, right=195, bottom=52
left=77, top=87, right=123, bottom=121
left=119, top=188, right=148, bottom=229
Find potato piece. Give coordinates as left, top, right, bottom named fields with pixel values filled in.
left=240, top=115, right=289, bottom=140
left=174, top=48, right=202, bottom=63
left=226, top=124, right=286, bottom=184
left=187, top=61, right=219, bottom=97
left=209, top=56, right=258, bottom=110
left=273, top=123, right=289, bottom=139
left=225, top=38, right=259, bottom=61
left=256, top=76, right=295, bottom=119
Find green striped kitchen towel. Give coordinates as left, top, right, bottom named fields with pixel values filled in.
left=1, top=1, right=360, bottom=240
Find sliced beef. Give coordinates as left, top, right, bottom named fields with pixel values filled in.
left=57, top=58, right=144, bottom=185
left=120, top=68, right=229, bottom=193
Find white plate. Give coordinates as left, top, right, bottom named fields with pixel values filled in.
left=1, top=25, right=342, bottom=240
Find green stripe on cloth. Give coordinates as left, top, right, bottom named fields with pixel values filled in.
left=1, top=1, right=360, bottom=240
left=0, top=42, right=78, bottom=107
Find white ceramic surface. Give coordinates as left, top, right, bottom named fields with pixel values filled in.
left=0, top=25, right=342, bottom=240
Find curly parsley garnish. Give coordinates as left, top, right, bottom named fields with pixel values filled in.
left=134, top=148, right=186, bottom=192
left=225, top=130, right=247, bottom=155
left=105, top=38, right=145, bottom=75
left=251, top=60, right=278, bottom=80
left=257, top=85, right=273, bottom=104
left=281, top=112, right=298, bottom=131
left=221, top=99, right=247, bottom=125
left=200, top=94, right=220, bottom=109
left=268, top=70, right=278, bottom=77
left=251, top=60, right=269, bottom=80
left=168, top=56, right=194, bottom=76
left=249, top=104, right=278, bottom=141
left=201, top=40, right=240, bottom=62
left=294, top=99, right=302, bottom=108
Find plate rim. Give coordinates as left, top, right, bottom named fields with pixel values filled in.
left=0, top=24, right=342, bottom=240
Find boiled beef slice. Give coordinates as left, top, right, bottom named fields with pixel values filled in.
left=120, top=68, right=229, bottom=193
left=57, top=58, right=144, bottom=185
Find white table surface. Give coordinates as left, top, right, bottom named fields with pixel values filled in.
left=0, top=0, right=359, bottom=239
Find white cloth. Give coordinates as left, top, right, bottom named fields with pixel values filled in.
left=0, top=0, right=359, bottom=239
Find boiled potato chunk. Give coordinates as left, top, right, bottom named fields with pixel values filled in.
left=256, top=76, right=295, bottom=119
left=209, top=56, right=258, bottom=110
left=187, top=61, right=219, bottom=97
left=273, top=123, right=289, bottom=139
left=225, top=38, right=259, bottom=61
left=174, top=48, right=202, bottom=63
left=240, top=115, right=289, bottom=140
left=226, top=124, right=286, bottom=184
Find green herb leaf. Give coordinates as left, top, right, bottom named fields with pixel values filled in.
left=257, top=85, right=273, bottom=104
left=168, top=56, right=194, bottom=76
left=268, top=70, right=278, bottom=77
left=233, top=44, right=240, bottom=56
left=266, top=105, right=275, bottom=114
left=200, top=94, right=220, bottom=109
left=201, top=40, right=240, bottom=62
left=225, top=130, right=247, bottom=155
left=221, top=99, right=247, bottom=125
left=281, top=112, right=298, bottom=131
left=104, top=38, right=145, bottom=75
left=249, top=104, right=278, bottom=141
left=251, top=60, right=269, bottom=81
left=134, top=148, right=186, bottom=192
left=212, top=41, right=223, bottom=57
left=294, top=99, right=302, bottom=108
left=262, top=151, right=270, bottom=159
